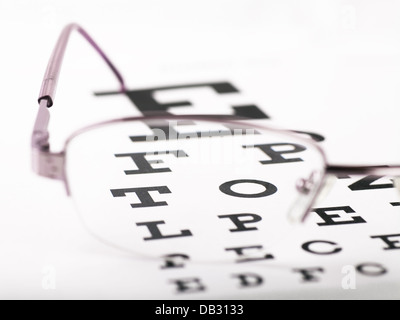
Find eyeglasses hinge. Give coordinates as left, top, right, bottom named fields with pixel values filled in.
left=32, top=148, right=65, bottom=181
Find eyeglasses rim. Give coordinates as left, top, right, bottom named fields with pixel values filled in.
left=62, top=114, right=332, bottom=225
left=60, top=114, right=400, bottom=223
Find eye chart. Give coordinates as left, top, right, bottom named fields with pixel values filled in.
left=87, top=81, right=400, bottom=299
left=2, top=0, right=400, bottom=300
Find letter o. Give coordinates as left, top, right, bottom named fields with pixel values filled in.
left=219, top=179, right=277, bottom=198
left=356, top=263, right=387, bottom=276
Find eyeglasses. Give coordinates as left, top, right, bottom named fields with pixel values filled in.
left=32, top=23, right=400, bottom=262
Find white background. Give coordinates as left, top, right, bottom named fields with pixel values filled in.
left=0, top=0, right=400, bottom=299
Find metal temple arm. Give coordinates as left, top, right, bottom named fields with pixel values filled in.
left=326, top=165, right=400, bottom=176
left=33, top=23, right=126, bottom=149
left=32, top=23, right=126, bottom=186
left=38, top=23, right=126, bottom=108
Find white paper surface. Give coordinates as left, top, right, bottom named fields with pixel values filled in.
left=0, top=0, right=399, bottom=299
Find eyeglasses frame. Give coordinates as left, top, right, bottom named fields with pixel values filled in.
left=31, top=23, right=400, bottom=222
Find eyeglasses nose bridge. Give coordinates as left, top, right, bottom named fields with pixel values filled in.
left=288, top=171, right=333, bottom=224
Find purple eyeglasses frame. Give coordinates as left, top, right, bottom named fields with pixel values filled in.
left=31, top=23, right=400, bottom=221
